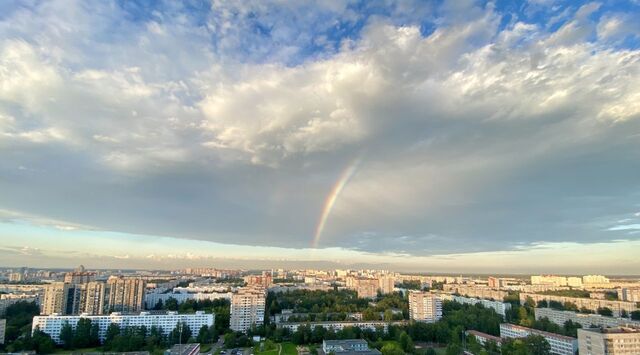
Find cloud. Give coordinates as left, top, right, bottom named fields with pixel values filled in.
left=0, top=0, right=639, bottom=261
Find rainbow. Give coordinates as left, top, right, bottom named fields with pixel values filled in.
left=312, top=157, right=362, bottom=248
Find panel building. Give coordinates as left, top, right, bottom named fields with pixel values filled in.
left=500, top=323, right=578, bottom=355
left=578, top=327, right=640, bottom=355
left=230, top=287, right=266, bottom=332
left=107, top=277, right=146, bottom=313
left=408, top=291, right=442, bottom=323
left=32, top=311, right=213, bottom=344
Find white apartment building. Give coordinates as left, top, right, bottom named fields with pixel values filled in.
left=578, top=327, right=640, bottom=355
left=619, top=288, right=640, bottom=303
left=230, top=287, right=266, bottom=332
left=144, top=292, right=232, bottom=309
left=535, top=307, right=640, bottom=329
left=278, top=320, right=406, bottom=332
left=567, top=277, right=583, bottom=288
left=500, top=323, right=577, bottom=355
left=519, top=293, right=638, bottom=317
left=32, top=311, right=213, bottom=344
left=531, top=275, right=568, bottom=287
left=408, top=291, right=442, bottom=323
left=446, top=295, right=511, bottom=317
left=583, top=275, right=609, bottom=285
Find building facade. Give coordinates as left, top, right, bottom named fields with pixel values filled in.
left=534, top=307, right=640, bottom=329
left=408, top=291, right=442, bottom=323
left=578, top=327, right=640, bottom=355
left=32, top=311, right=213, bottom=344
left=499, top=323, right=577, bottom=355
left=278, top=321, right=406, bottom=332
left=520, top=293, right=638, bottom=317
left=230, top=287, right=266, bottom=332
left=107, top=277, right=146, bottom=313
left=445, top=295, right=511, bottom=317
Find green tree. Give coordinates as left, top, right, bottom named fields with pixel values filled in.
left=597, top=307, right=613, bottom=317
left=523, top=334, right=551, bottom=355
left=165, top=297, right=179, bottom=311
left=60, top=322, right=74, bottom=349
left=399, top=331, right=414, bottom=353
left=73, top=318, right=93, bottom=348
left=445, top=343, right=462, bottom=355
left=631, top=310, right=640, bottom=320
left=425, top=348, right=437, bottom=355
left=381, top=342, right=404, bottom=355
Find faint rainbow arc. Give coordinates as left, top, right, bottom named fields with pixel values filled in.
left=312, top=157, right=362, bottom=248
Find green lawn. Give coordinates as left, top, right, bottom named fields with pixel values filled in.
left=52, top=346, right=102, bottom=354
left=280, top=342, right=298, bottom=355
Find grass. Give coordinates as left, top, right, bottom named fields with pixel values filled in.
left=52, top=347, right=102, bottom=354
left=280, top=342, right=298, bottom=355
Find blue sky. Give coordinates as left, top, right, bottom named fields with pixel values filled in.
left=1, top=0, right=639, bottom=272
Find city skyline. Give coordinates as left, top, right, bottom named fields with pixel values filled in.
left=1, top=1, right=640, bottom=272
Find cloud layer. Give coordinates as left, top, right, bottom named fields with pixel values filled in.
left=1, top=1, right=640, bottom=262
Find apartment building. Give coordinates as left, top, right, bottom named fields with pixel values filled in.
left=0, top=294, right=39, bottom=317
left=519, top=293, right=638, bottom=317
left=408, top=291, right=442, bottom=323
left=500, top=323, right=578, bottom=355
left=535, top=307, right=640, bottom=329
left=444, top=285, right=509, bottom=300
left=444, top=295, right=511, bottom=317
left=41, top=282, right=75, bottom=315
left=531, top=275, right=568, bottom=287
left=107, top=277, right=146, bottom=313
left=322, top=339, right=381, bottom=355
left=230, top=287, right=266, bottom=332
left=144, top=292, right=232, bottom=309
left=278, top=320, right=407, bottom=332
left=32, top=311, right=213, bottom=344
left=466, top=330, right=502, bottom=347
left=578, top=327, right=640, bottom=355
left=619, top=288, right=640, bottom=302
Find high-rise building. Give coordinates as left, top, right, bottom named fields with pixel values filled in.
left=378, top=276, right=395, bottom=294
left=408, top=291, right=442, bottom=323
left=8, top=273, right=24, bottom=282
left=41, top=282, right=75, bottom=315
left=230, top=287, right=266, bottom=332
left=488, top=277, right=499, bottom=289
left=64, top=271, right=96, bottom=284
left=81, top=281, right=110, bottom=315
left=107, top=277, right=146, bottom=313
left=578, top=327, right=640, bottom=355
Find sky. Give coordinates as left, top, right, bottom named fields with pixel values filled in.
left=1, top=0, right=640, bottom=273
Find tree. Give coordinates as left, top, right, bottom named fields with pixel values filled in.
left=537, top=300, right=548, bottom=308
left=631, top=310, right=640, bottom=320
left=445, top=343, right=462, bottom=355
left=74, top=318, right=93, bottom=348
left=597, top=307, right=613, bottom=317
left=197, top=325, right=211, bottom=344
left=381, top=343, right=404, bottom=355
left=60, top=322, right=74, bottom=349
left=399, top=331, right=414, bottom=353
left=169, top=323, right=192, bottom=345
left=621, top=310, right=629, bottom=318
left=425, top=348, right=437, bottom=355
left=165, top=297, right=179, bottom=311
left=154, top=299, right=164, bottom=310
left=523, top=335, right=551, bottom=355
left=31, top=329, right=57, bottom=354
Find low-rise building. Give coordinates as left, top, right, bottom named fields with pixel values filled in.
left=578, top=327, right=640, bottom=355
left=499, top=323, right=577, bottom=355
left=519, top=293, right=638, bottom=317
left=466, top=330, right=502, bottom=347
left=443, top=295, right=511, bottom=317
left=321, top=339, right=381, bottom=355
left=32, top=311, right=213, bottom=344
left=278, top=320, right=406, bottom=333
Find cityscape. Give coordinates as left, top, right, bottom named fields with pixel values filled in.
left=2, top=0, right=640, bottom=355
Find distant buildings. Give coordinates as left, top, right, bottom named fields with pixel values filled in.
left=444, top=285, right=508, bottom=301
left=583, top=275, right=610, bottom=285
left=32, top=311, right=213, bottom=344
left=40, top=277, right=146, bottom=315
left=279, top=320, right=406, bottom=333
left=531, top=275, right=569, bottom=287
left=321, top=339, right=381, bottom=355
left=500, top=323, right=578, bottom=355
left=230, top=287, right=266, bottom=332
left=520, top=292, right=638, bottom=317
left=443, top=295, right=511, bottom=317
left=535, top=307, right=640, bottom=329
left=244, top=272, right=273, bottom=288
left=619, top=288, right=640, bottom=302
left=408, top=291, right=442, bottom=323
left=0, top=294, right=38, bottom=317
left=346, top=276, right=395, bottom=299
left=144, top=292, right=232, bottom=309
left=578, top=327, right=640, bottom=355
